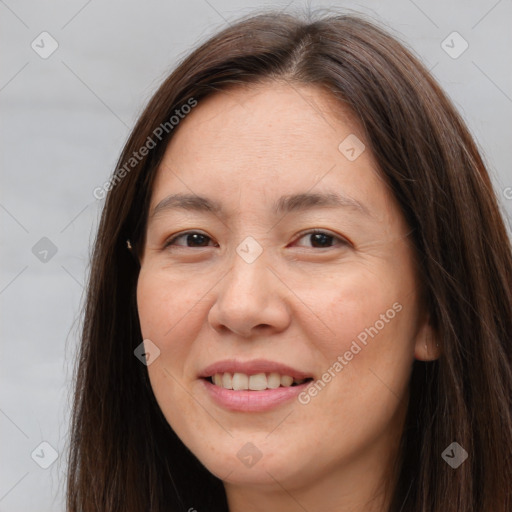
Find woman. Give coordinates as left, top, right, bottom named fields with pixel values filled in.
left=67, top=10, right=512, bottom=512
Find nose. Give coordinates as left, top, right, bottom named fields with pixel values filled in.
left=207, top=246, right=292, bottom=338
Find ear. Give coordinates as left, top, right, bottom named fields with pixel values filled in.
left=413, top=315, right=441, bottom=361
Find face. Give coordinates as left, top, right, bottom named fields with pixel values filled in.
left=136, top=81, right=436, bottom=500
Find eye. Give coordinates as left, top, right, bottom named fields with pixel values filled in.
left=163, top=231, right=217, bottom=249
left=163, top=229, right=350, bottom=250
left=292, top=229, right=350, bottom=249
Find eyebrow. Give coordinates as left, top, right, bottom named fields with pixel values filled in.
left=150, top=191, right=371, bottom=220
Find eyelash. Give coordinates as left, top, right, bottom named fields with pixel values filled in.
left=163, top=229, right=350, bottom=250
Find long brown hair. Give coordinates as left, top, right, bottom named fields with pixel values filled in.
left=67, top=9, right=512, bottom=512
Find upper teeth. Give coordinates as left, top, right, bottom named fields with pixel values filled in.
left=211, top=372, right=306, bottom=390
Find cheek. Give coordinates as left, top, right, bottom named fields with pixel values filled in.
left=299, top=293, right=415, bottom=457
left=307, top=264, right=417, bottom=397
left=136, top=268, right=202, bottom=339
left=136, top=269, right=200, bottom=393
left=309, top=268, right=400, bottom=351
left=136, top=269, right=205, bottom=430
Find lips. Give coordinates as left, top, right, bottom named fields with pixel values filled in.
left=199, top=359, right=314, bottom=411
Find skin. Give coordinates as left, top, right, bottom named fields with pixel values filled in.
left=136, top=81, right=440, bottom=512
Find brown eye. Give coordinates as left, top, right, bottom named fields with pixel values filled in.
left=164, top=231, right=216, bottom=248
left=293, top=230, right=349, bottom=249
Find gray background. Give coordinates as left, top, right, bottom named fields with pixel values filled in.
left=1, top=0, right=511, bottom=510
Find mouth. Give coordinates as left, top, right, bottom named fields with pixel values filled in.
left=199, top=359, right=314, bottom=411
left=203, top=372, right=313, bottom=390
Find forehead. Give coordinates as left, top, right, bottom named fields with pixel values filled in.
left=168, top=80, right=360, bottom=153
left=149, top=81, right=394, bottom=224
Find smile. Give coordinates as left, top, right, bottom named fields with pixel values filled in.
left=207, top=372, right=310, bottom=390
left=199, top=359, right=314, bottom=412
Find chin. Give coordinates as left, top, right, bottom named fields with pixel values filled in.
left=186, top=434, right=315, bottom=489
